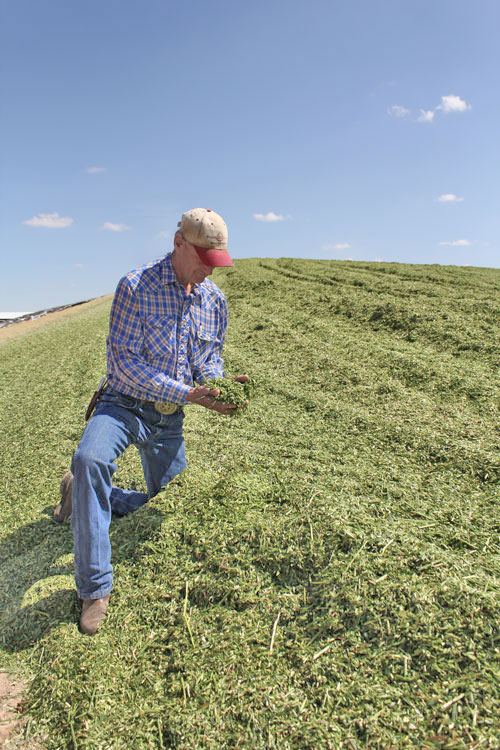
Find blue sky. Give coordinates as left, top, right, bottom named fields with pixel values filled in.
left=1, top=0, right=498, bottom=311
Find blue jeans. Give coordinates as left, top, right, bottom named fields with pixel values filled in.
left=70, top=387, right=187, bottom=600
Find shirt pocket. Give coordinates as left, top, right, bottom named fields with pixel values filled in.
left=144, top=314, right=176, bottom=358
left=191, top=326, right=219, bottom=368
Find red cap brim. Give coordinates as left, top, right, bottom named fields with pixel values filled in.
left=194, top=246, right=234, bottom=268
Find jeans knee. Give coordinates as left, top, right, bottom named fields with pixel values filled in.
left=72, top=445, right=104, bottom=475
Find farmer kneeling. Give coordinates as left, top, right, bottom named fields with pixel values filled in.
left=53, top=208, right=249, bottom=635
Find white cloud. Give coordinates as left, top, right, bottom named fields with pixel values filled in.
left=23, top=212, right=73, bottom=228
left=439, top=239, right=471, bottom=247
left=322, top=243, right=351, bottom=251
left=101, top=222, right=131, bottom=232
left=75, top=263, right=84, bottom=269
left=86, top=166, right=107, bottom=174
left=388, top=104, right=410, bottom=118
left=418, top=109, right=435, bottom=123
left=437, top=193, right=464, bottom=203
left=387, top=93, right=471, bottom=126
left=437, top=94, right=471, bottom=113
left=253, top=212, right=287, bottom=222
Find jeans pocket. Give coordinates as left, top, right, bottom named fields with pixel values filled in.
left=98, top=388, right=137, bottom=411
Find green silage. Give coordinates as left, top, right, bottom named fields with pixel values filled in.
left=202, top=376, right=256, bottom=412
left=0, top=259, right=499, bottom=749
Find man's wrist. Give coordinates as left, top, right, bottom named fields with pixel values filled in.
left=159, top=382, right=191, bottom=405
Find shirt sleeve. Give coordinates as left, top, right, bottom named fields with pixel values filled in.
left=192, top=295, right=228, bottom=384
left=107, top=276, right=191, bottom=403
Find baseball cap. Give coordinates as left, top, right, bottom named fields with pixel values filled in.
left=178, top=208, right=234, bottom=267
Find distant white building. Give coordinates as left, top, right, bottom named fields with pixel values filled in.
left=0, top=312, right=33, bottom=321
left=0, top=312, right=34, bottom=328
left=0, top=301, right=92, bottom=328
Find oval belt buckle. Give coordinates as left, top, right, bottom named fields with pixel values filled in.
left=154, top=401, right=177, bottom=415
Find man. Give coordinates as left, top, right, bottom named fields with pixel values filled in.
left=54, top=208, right=248, bottom=635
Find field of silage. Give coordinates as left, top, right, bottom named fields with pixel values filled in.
left=1, top=258, right=499, bottom=749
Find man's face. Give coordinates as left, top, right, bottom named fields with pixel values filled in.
left=174, top=235, right=215, bottom=286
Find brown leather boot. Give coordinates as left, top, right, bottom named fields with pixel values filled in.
left=79, top=594, right=111, bottom=635
left=53, top=471, right=73, bottom=523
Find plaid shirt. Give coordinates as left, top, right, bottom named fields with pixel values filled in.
left=106, top=254, right=228, bottom=404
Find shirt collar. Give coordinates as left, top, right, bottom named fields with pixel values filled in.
left=161, top=253, right=202, bottom=298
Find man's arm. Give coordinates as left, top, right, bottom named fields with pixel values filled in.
left=189, top=296, right=250, bottom=413
left=192, top=296, right=228, bottom=384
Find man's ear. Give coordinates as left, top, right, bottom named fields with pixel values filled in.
left=174, top=231, right=184, bottom=250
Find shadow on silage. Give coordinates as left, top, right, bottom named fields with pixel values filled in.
left=0, top=515, right=76, bottom=652
left=1, top=505, right=166, bottom=653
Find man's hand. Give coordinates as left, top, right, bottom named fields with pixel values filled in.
left=187, top=375, right=252, bottom=415
left=186, top=385, right=238, bottom=415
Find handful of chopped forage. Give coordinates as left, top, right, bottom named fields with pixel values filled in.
left=202, top=376, right=256, bottom=413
